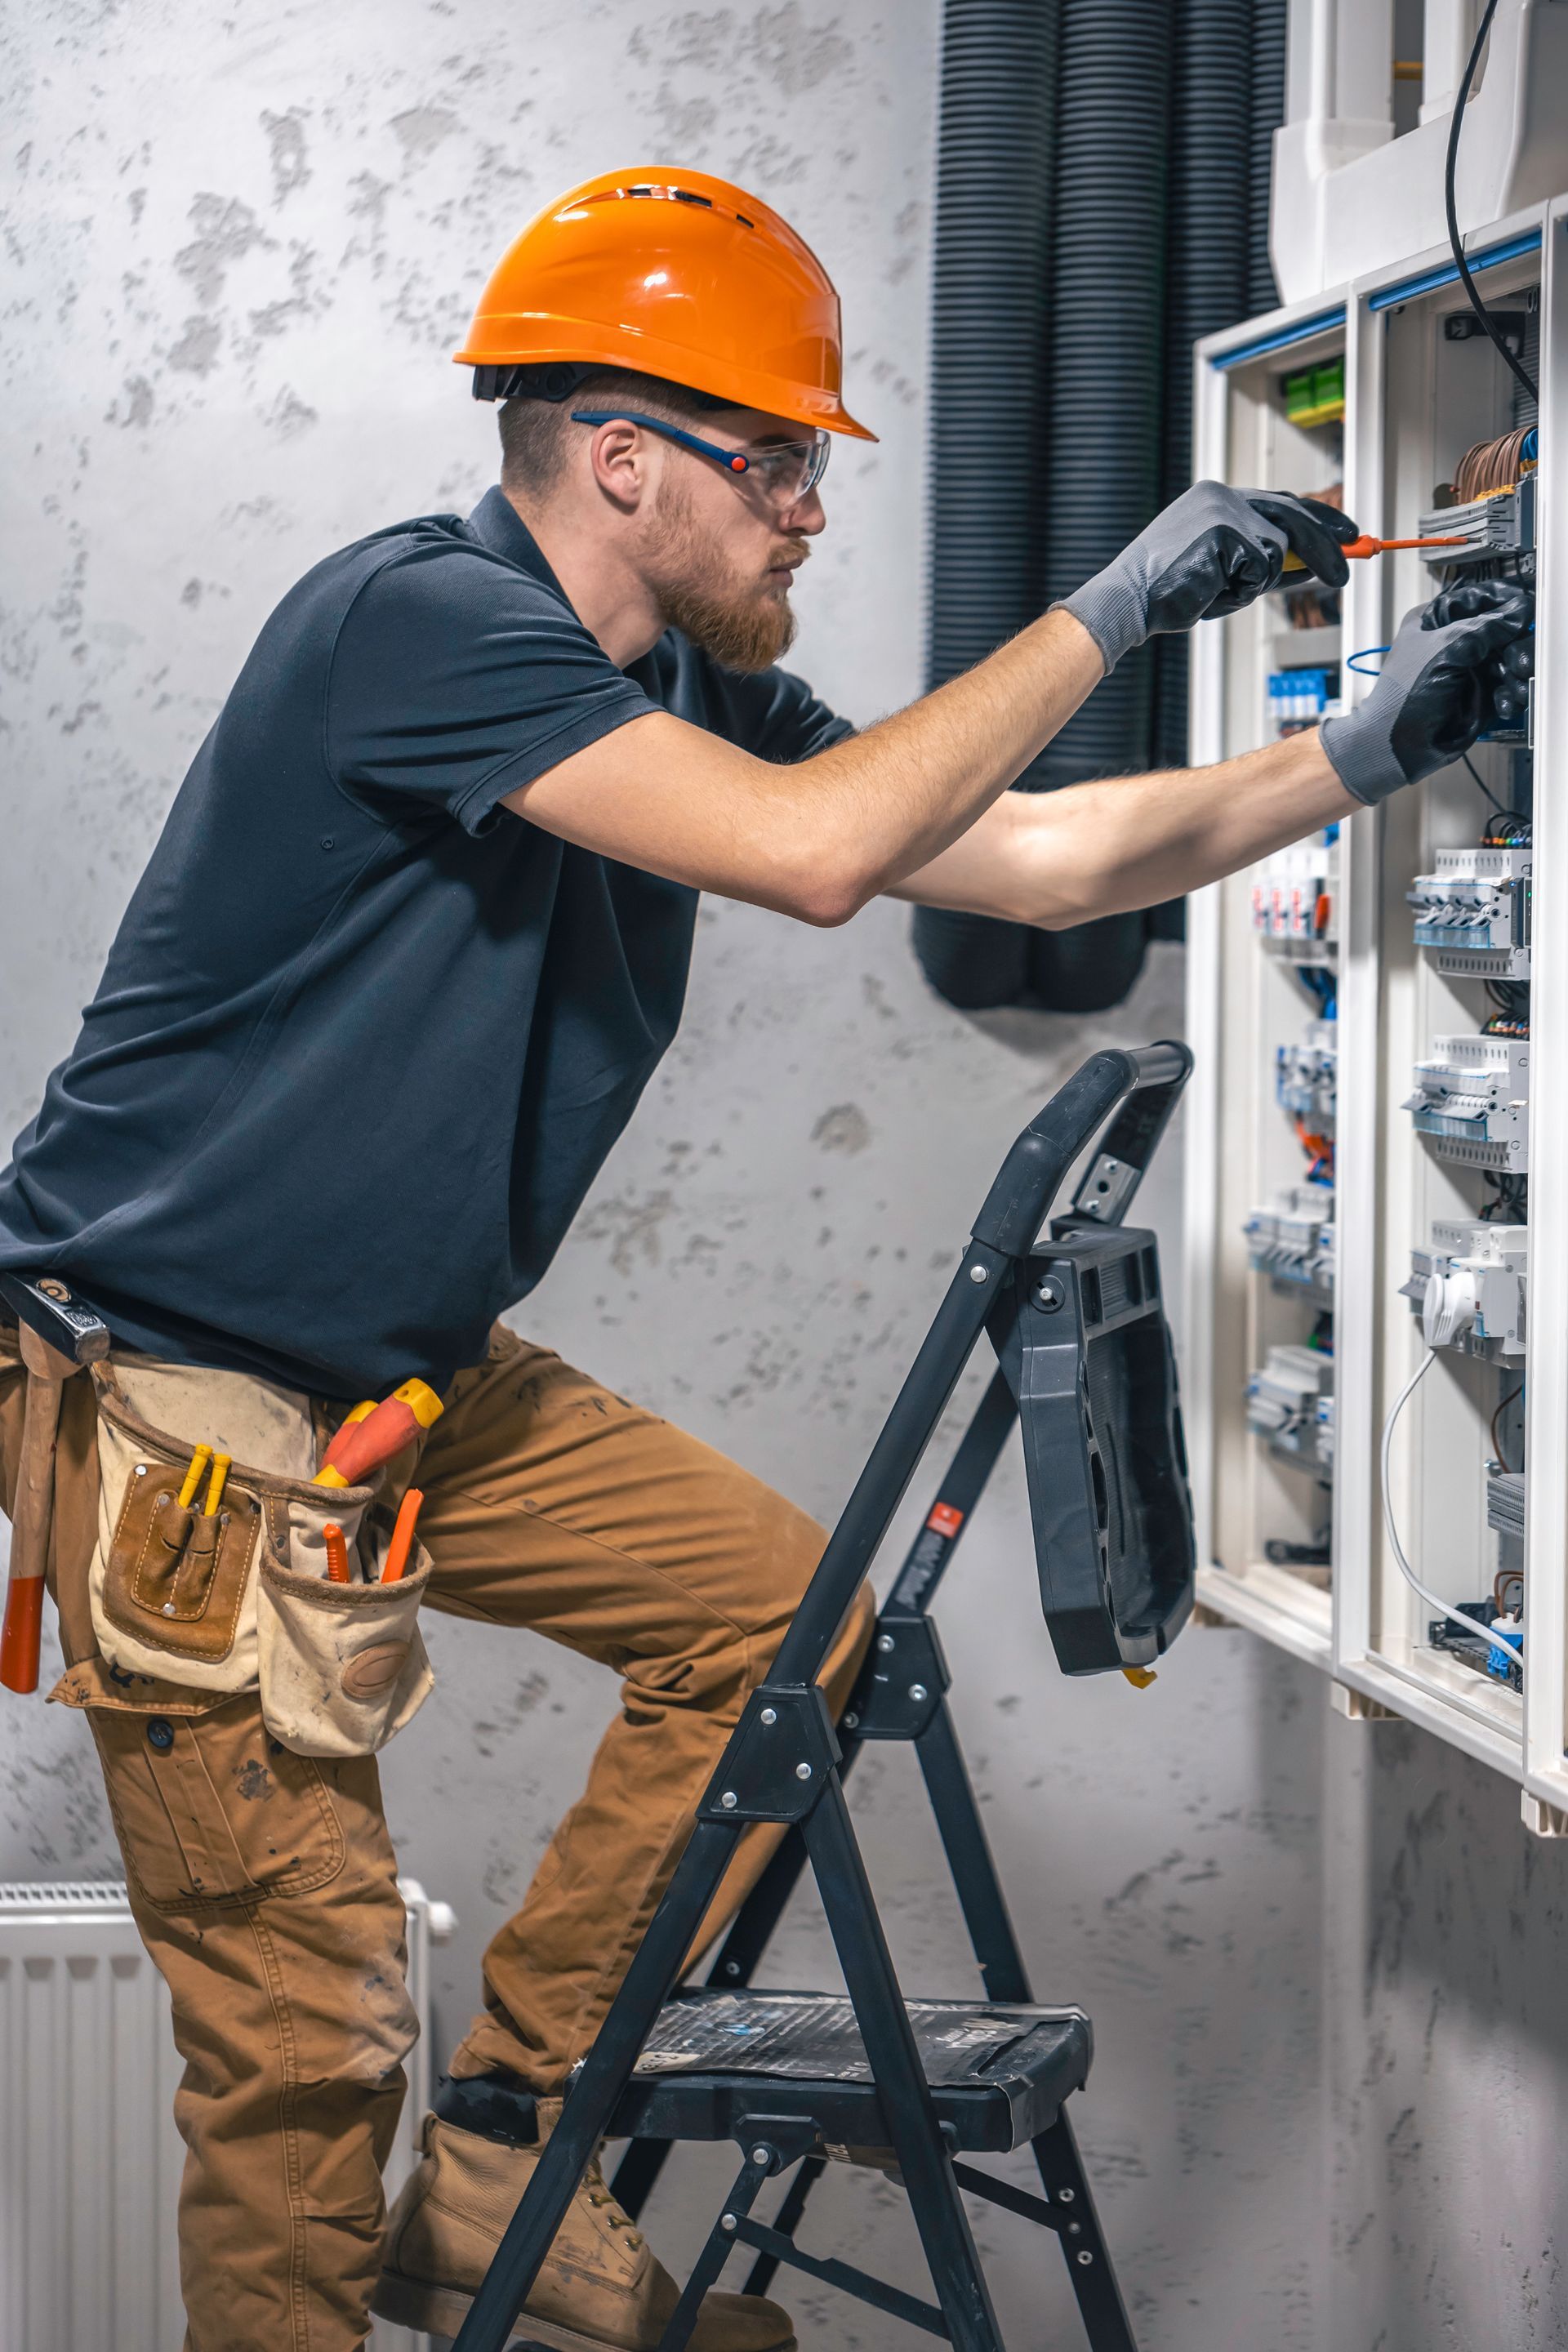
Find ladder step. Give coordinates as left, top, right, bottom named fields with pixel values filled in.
left=602, top=1989, right=1093, bottom=2155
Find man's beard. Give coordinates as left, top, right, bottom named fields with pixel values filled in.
left=640, top=475, right=806, bottom=671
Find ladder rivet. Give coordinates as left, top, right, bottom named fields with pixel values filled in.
left=760, top=1707, right=777, bottom=1726
left=877, top=1634, right=895, bottom=1654
left=1076, top=2251, right=1094, bottom=2266
left=721, top=2213, right=737, bottom=2232
left=795, top=1762, right=813, bottom=1780
left=843, top=1711, right=859, bottom=1728
left=1068, top=2221, right=1081, bottom=2235
left=909, top=1683, right=928, bottom=1702
left=751, top=2145, right=770, bottom=2166
left=720, top=1791, right=738, bottom=1810
left=1058, top=2188, right=1076, bottom=2203
left=969, top=1264, right=988, bottom=1283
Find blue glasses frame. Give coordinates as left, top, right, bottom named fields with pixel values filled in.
left=570, top=408, right=830, bottom=505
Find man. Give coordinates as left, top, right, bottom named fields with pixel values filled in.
left=0, top=165, right=1529, bottom=2352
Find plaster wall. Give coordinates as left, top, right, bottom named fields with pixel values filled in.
left=1, top=7, right=1565, bottom=2348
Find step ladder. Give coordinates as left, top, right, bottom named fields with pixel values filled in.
left=449, top=1042, right=1195, bottom=2352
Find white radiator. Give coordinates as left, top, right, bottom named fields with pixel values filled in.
left=0, top=1875, right=454, bottom=2352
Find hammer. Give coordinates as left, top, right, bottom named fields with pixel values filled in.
left=0, top=1273, right=109, bottom=1694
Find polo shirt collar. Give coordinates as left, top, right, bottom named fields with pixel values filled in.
left=467, top=484, right=565, bottom=595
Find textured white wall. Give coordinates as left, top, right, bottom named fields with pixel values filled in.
left=3, top=7, right=1567, bottom=2350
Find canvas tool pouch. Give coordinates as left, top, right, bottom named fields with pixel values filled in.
left=89, top=1357, right=434, bottom=1756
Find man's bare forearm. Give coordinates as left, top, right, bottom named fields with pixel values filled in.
left=890, top=727, right=1356, bottom=929
left=509, top=608, right=1106, bottom=925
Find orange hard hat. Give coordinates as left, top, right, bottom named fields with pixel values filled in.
left=455, top=167, right=875, bottom=442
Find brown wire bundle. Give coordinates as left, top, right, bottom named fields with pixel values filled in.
left=1451, top=425, right=1536, bottom=503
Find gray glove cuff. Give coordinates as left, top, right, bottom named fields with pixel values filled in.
left=1057, top=572, right=1144, bottom=675
left=1318, top=712, right=1402, bottom=808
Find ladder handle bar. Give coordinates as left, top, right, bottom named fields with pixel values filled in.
left=970, top=1043, right=1192, bottom=1260
left=771, top=1043, right=1191, bottom=1691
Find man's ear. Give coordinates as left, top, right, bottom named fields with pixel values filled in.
left=587, top=420, right=654, bottom=514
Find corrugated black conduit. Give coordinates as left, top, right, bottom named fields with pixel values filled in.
left=911, top=0, right=1060, bottom=1013
left=1027, top=0, right=1173, bottom=1013
left=1248, top=0, right=1288, bottom=316
left=913, top=0, right=1292, bottom=1017
left=1154, top=0, right=1256, bottom=777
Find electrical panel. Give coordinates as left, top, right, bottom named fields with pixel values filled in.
left=1187, top=199, right=1568, bottom=1827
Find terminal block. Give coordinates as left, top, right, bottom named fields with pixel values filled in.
left=1403, top=1031, right=1529, bottom=1172
left=1407, top=843, right=1531, bottom=980
left=1276, top=1019, right=1337, bottom=1133
left=1245, top=1183, right=1334, bottom=1299
left=1245, top=1342, right=1334, bottom=1478
left=1250, top=832, right=1338, bottom=961
left=1401, top=1220, right=1527, bottom=1362
left=1415, top=471, right=1535, bottom=570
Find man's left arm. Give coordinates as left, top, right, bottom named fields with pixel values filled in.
left=891, top=580, right=1533, bottom=929
left=888, top=728, right=1348, bottom=929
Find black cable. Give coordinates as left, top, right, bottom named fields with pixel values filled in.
left=1445, top=0, right=1539, bottom=407
left=1461, top=750, right=1503, bottom=810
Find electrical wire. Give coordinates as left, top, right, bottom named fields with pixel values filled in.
left=1445, top=0, right=1540, bottom=409
left=1461, top=750, right=1505, bottom=811
left=1346, top=645, right=1389, bottom=675
left=1381, top=1349, right=1521, bottom=1657
left=1490, top=1383, right=1523, bottom=1472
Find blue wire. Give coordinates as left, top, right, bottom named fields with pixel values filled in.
left=1346, top=645, right=1390, bottom=675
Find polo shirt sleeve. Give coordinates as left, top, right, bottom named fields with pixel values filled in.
left=325, top=544, right=657, bottom=835
left=703, top=660, right=856, bottom=762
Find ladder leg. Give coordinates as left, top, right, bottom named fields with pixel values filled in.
left=654, top=2145, right=774, bottom=2352
left=740, top=2154, right=827, bottom=2296
left=915, top=1702, right=1031, bottom=2006
left=1031, top=2112, right=1138, bottom=2352
left=452, top=1820, right=737, bottom=2352
left=804, top=1778, right=1006, bottom=2352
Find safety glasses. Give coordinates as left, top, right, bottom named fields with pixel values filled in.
left=571, top=409, right=831, bottom=510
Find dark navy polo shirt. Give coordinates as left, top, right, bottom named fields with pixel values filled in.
left=0, top=487, right=849, bottom=1396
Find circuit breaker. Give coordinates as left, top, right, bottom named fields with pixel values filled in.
left=1186, top=197, right=1568, bottom=1821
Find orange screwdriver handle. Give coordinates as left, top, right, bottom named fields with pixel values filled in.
left=323, top=1523, right=352, bottom=1584
left=316, top=1380, right=443, bottom=1488
left=381, top=1487, right=425, bottom=1584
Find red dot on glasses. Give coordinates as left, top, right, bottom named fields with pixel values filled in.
left=729, top=454, right=747, bottom=471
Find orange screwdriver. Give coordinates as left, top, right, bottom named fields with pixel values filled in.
left=314, top=1379, right=443, bottom=1490
left=1283, top=531, right=1470, bottom=575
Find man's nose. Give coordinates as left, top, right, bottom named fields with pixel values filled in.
left=782, top=486, right=826, bottom=537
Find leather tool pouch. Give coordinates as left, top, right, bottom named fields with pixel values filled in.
left=88, top=1365, right=434, bottom=1756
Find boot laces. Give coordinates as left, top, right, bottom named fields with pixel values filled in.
left=583, top=2154, right=643, bottom=2249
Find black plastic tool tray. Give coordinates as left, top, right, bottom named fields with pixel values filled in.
left=598, top=1989, right=1093, bottom=2154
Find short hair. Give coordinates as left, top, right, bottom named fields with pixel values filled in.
left=497, top=368, right=731, bottom=497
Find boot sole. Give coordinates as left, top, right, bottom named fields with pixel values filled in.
left=372, top=2265, right=797, bottom=2352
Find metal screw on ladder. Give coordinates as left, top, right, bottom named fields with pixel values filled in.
left=721, top=2213, right=737, bottom=2233
left=876, top=1633, right=895, bottom=1654
left=909, top=1683, right=927, bottom=1702
left=1058, top=2188, right=1076, bottom=2203
left=760, top=1707, right=777, bottom=1725
left=795, top=1762, right=812, bottom=1780
left=969, top=1264, right=988, bottom=1283
left=750, top=2145, right=771, bottom=2167
left=720, top=1791, right=738, bottom=1810
left=1076, top=2251, right=1094, bottom=2267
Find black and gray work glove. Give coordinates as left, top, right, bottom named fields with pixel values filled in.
left=1060, top=482, right=1358, bottom=673
left=1320, top=580, right=1535, bottom=806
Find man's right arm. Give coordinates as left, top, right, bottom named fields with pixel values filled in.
left=504, top=601, right=1107, bottom=926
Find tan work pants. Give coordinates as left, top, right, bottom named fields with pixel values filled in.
left=0, top=1322, right=871, bottom=2351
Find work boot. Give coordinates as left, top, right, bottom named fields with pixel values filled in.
left=373, top=2098, right=796, bottom=2351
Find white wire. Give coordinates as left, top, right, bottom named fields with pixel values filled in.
left=1379, top=1348, right=1521, bottom=1661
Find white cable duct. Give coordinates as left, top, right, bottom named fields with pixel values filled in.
left=1378, top=1273, right=1524, bottom=1664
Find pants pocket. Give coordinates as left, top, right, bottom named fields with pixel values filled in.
left=88, top=1692, right=346, bottom=1911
